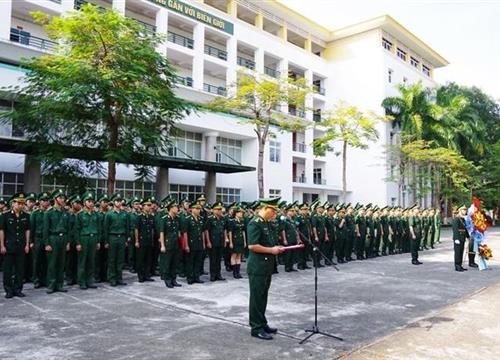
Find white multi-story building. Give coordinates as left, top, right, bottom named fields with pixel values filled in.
left=0, top=0, right=448, bottom=205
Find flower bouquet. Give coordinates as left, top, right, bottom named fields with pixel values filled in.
left=466, top=197, right=492, bottom=270
left=479, top=244, right=493, bottom=260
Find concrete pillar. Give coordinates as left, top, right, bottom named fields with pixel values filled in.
left=279, top=58, right=288, bottom=113
left=0, top=0, right=12, bottom=41
left=192, top=23, right=205, bottom=90
left=304, top=69, right=313, bottom=121
left=226, top=36, right=237, bottom=94
left=304, top=35, right=312, bottom=52
left=254, top=13, right=263, bottom=30
left=304, top=129, right=314, bottom=186
left=112, top=0, right=126, bottom=15
left=204, top=132, right=218, bottom=203
left=23, top=155, right=41, bottom=194
left=254, top=47, right=264, bottom=74
left=156, top=8, right=168, bottom=56
left=227, top=0, right=237, bottom=17
left=278, top=24, right=287, bottom=42
left=155, top=167, right=169, bottom=200
left=61, top=0, right=75, bottom=13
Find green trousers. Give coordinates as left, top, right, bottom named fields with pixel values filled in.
left=160, top=248, right=180, bottom=283
left=47, top=236, right=67, bottom=291
left=3, top=249, right=25, bottom=294
left=77, top=235, right=98, bottom=287
left=185, top=250, right=203, bottom=282
left=65, top=242, right=78, bottom=284
left=136, top=244, right=152, bottom=281
left=248, top=274, right=272, bottom=335
left=32, top=239, right=47, bottom=287
left=107, top=236, right=126, bottom=285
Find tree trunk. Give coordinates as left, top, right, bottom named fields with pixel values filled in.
left=257, top=137, right=265, bottom=199
left=107, top=121, right=119, bottom=195
left=342, top=141, right=347, bottom=202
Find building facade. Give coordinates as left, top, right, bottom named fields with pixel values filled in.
left=0, top=0, right=448, bottom=205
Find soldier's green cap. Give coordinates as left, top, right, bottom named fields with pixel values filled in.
left=148, top=196, right=158, bottom=205
left=51, top=189, right=66, bottom=200
left=25, top=192, right=37, bottom=202
left=129, top=196, right=141, bottom=205
left=212, top=201, right=224, bottom=210
left=161, top=195, right=173, bottom=205
left=38, top=192, right=50, bottom=201
left=278, top=200, right=287, bottom=209
left=0, top=196, right=7, bottom=205
left=180, top=195, right=190, bottom=204
left=249, top=201, right=260, bottom=211
left=196, top=195, right=206, bottom=202
left=110, top=193, right=123, bottom=202
left=190, top=201, right=203, bottom=209
left=234, top=205, right=244, bottom=213
left=284, top=203, right=296, bottom=211
left=11, top=192, right=27, bottom=203
left=81, top=191, right=95, bottom=202
left=142, top=196, right=155, bottom=205
left=300, top=203, right=310, bottom=210
left=259, top=197, right=280, bottom=209
left=165, top=199, right=178, bottom=209
left=97, top=194, right=109, bottom=203
left=68, top=195, right=82, bottom=204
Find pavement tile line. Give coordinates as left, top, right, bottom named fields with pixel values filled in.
left=100, top=285, right=308, bottom=343
left=337, top=285, right=490, bottom=360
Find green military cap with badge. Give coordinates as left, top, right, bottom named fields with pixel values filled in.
left=10, top=192, right=27, bottom=203
left=81, top=191, right=95, bottom=202
left=68, top=195, right=82, bottom=204
left=259, top=197, right=281, bottom=209
left=97, top=193, right=109, bottom=203
left=196, top=195, right=206, bottom=202
left=142, top=196, right=155, bottom=205
left=51, top=189, right=66, bottom=200
left=25, top=192, right=37, bottom=202
left=0, top=196, right=7, bottom=205
left=212, top=201, right=224, bottom=210
left=190, top=201, right=203, bottom=209
left=165, top=198, right=179, bottom=210
left=38, top=192, right=50, bottom=201
left=110, top=193, right=123, bottom=202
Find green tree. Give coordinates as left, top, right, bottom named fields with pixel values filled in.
left=208, top=72, right=309, bottom=198
left=313, top=101, right=383, bottom=202
left=1, top=4, right=191, bottom=194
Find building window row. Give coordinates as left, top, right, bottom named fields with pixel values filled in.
left=382, top=36, right=432, bottom=77
left=269, top=140, right=281, bottom=163
left=216, top=137, right=242, bottom=165
left=0, top=172, right=24, bottom=197
left=216, top=187, right=241, bottom=204
left=268, top=189, right=281, bottom=198
left=168, top=130, right=203, bottom=160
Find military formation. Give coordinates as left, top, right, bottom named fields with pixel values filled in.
left=0, top=190, right=444, bottom=299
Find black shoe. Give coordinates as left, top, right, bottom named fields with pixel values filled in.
left=138, top=279, right=145, bottom=283
left=79, top=286, right=88, bottom=290
left=145, top=278, right=155, bottom=282
left=14, top=291, right=26, bottom=297
left=58, top=288, right=68, bottom=293
left=202, top=271, right=209, bottom=276
left=210, top=276, right=217, bottom=282
left=110, top=283, right=118, bottom=287
left=130, top=269, right=137, bottom=274
left=46, top=289, right=56, bottom=294
left=187, top=280, right=194, bottom=285
left=469, top=263, right=478, bottom=268
left=165, top=282, right=174, bottom=288
left=5, top=292, right=14, bottom=299
left=216, top=275, right=226, bottom=281
left=263, top=325, right=278, bottom=334
left=252, top=330, right=273, bottom=340
left=88, top=285, right=98, bottom=289
left=117, top=281, right=127, bottom=286
left=461, top=266, right=468, bottom=271
left=194, top=279, right=204, bottom=284
left=172, top=280, right=182, bottom=287
left=455, top=267, right=464, bottom=272
left=412, top=260, right=423, bottom=265
left=290, top=268, right=298, bottom=272
left=226, top=266, right=232, bottom=272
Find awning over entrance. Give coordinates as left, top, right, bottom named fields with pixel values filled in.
left=0, top=137, right=255, bottom=174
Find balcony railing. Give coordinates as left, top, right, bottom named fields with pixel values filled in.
left=289, top=108, right=305, bottom=118
left=174, top=75, right=193, bottom=87
left=293, top=176, right=307, bottom=184
left=237, top=56, right=255, bottom=70
left=48, top=0, right=62, bottom=3
left=10, top=28, right=57, bottom=52
left=313, top=178, right=327, bottom=185
left=204, top=83, right=227, bottom=96
left=168, top=31, right=194, bottom=49
left=205, top=44, right=227, bottom=60
left=313, top=84, right=326, bottom=96
left=264, top=66, right=280, bottom=78
left=135, top=19, right=156, bottom=34
left=292, top=142, right=306, bottom=153
left=313, top=113, right=322, bottom=122
left=74, top=0, right=105, bottom=13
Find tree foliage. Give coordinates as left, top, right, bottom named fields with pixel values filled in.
left=1, top=4, right=191, bottom=194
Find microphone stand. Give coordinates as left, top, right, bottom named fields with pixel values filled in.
left=293, top=224, right=344, bottom=344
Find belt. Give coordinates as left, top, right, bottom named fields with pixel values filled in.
left=109, top=233, right=125, bottom=236
left=82, top=233, right=98, bottom=237
left=50, top=232, right=66, bottom=236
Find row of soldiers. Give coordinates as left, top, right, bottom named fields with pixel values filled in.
left=0, top=191, right=442, bottom=298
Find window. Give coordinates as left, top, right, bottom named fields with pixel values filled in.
left=216, top=187, right=241, bottom=204
left=410, top=57, right=419, bottom=68
left=397, top=48, right=407, bottom=61
left=403, top=77, right=408, bottom=84
left=168, top=129, right=202, bottom=160
left=216, top=137, right=242, bottom=165
left=269, top=189, right=281, bottom=198
left=269, top=140, right=281, bottom=163
left=388, top=69, right=393, bottom=83
left=0, top=172, right=24, bottom=197
left=313, top=168, right=324, bottom=185
left=422, top=65, right=431, bottom=77
left=382, top=37, right=393, bottom=51
left=170, top=184, right=204, bottom=203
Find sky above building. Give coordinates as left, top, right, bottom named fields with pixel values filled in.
left=279, top=0, right=500, bottom=100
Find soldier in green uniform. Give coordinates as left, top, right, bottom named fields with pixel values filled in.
left=30, top=192, right=50, bottom=288
left=452, top=205, right=469, bottom=272
left=95, top=194, right=110, bottom=283
left=0, top=197, right=6, bottom=273
left=428, top=209, right=436, bottom=249
left=408, top=206, right=423, bottom=265
left=197, top=195, right=209, bottom=276
left=23, top=192, right=36, bottom=283
left=295, top=204, right=312, bottom=270
left=311, top=202, right=329, bottom=267
left=159, top=199, right=182, bottom=288
left=44, top=189, right=71, bottom=294
left=388, top=208, right=398, bottom=254
left=247, top=197, right=284, bottom=340
left=379, top=207, right=391, bottom=256
left=229, top=206, right=246, bottom=278
left=365, top=207, right=374, bottom=258
left=127, top=196, right=141, bottom=274
left=281, top=205, right=299, bottom=272
left=421, top=209, right=430, bottom=250
left=0, top=193, right=30, bottom=298
left=335, top=207, right=347, bottom=263
left=206, top=201, right=228, bottom=282
left=177, top=196, right=191, bottom=278
left=354, top=206, right=367, bottom=260
left=104, top=193, right=130, bottom=286
left=134, top=197, right=155, bottom=283
left=65, top=195, right=82, bottom=286
left=184, top=201, right=205, bottom=285
left=344, top=205, right=356, bottom=261
left=150, top=197, right=161, bottom=277
left=75, top=191, right=100, bottom=290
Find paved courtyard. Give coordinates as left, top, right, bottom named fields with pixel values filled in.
left=1, top=228, right=499, bottom=360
